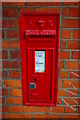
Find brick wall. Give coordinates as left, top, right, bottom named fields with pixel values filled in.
left=2, top=2, right=80, bottom=119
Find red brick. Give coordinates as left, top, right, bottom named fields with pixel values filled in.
left=3, top=61, right=20, bottom=69
left=71, top=51, right=79, bottom=59
left=60, top=51, right=70, bottom=59
left=2, top=20, right=19, bottom=28
left=62, top=8, right=67, bottom=17
left=3, top=8, right=18, bottom=17
left=3, top=80, right=21, bottom=88
left=61, top=30, right=71, bottom=39
left=2, top=71, right=8, bottom=78
left=10, top=51, right=20, bottom=59
left=33, top=114, right=60, bottom=118
left=7, top=30, right=19, bottom=38
left=58, top=80, right=63, bottom=88
left=70, top=71, right=80, bottom=78
left=65, top=107, right=76, bottom=113
left=60, top=61, right=64, bottom=69
left=2, top=51, right=8, bottom=59
left=36, top=8, right=60, bottom=12
left=63, top=2, right=79, bottom=6
left=2, top=2, right=25, bottom=6
left=2, top=41, right=20, bottom=49
left=63, top=98, right=78, bottom=105
left=68, top=8, right=79, bottom=17
left=6, top=97, right=22, bottom=104
left=0, top=61, right=1, bottom=68
left=61, top=41, right=66, bottom=49
left=2, top=106, right=9, bottom=112
left=9, top=70, right=20, bottom=78
left=67, top=41, right=80, bottom=49
left=65, top=61, right=79, bottom=70
left=27, top=2, right=62, bottom=6
left=58, top=90, right=66, bottom=96
left=20, top=8, right=34, bottom=13
left=52, top=106, right=64, bottom=113
left=62, top=114, right=79, bottom=118
left=24, top=106, right=37, bottom=112
left=9, top=89, right=22, bottom=97
left=2, top=89, right=7, bottom=96
left=59, top=70, right=68, bottom=78
left=10, top=106, right=23, bottom=112
left=63, top=80, right=78, bottom=89
left=62, top=19, right=79, bottom=28
left=73, top=30, right=80, bottom=39
left=38, top=107, right=51, bottom=112
left=0, top=48, right=1, bottom=57
left=67, top=90, right=78, bottom=97
left=6, top=113, right=32, bottom=118
left=58, top=98, right=62, bottom=105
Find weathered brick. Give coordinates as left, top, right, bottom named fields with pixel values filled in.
left=73, top=30, right=80, bottom=39
left=38, top=107, right=51, bottom=112
left=58, top=80, right=63, bottom=88
left=3, top=8, right=18, bottom=17
left=67, top=41, right=79, bottom=49
left=70, top=71, right=80, bottom=79
left=61, top=41, right=66, bottom=49
left=9, top=70, right=20, bottom=78
left=2, top=20, right=19, bottom=28
left=36, top=8, right=60, bottom=12
left=20, top=8, right=34, bottom=13
left=3, top=80, right=21, bottom=88
left=58, top=90, right=66, bottom=96
left=2, top=89, right=7, bottom=96
left=7, top=30, right=19, bottom=38
left=65, top=107, right=76, bottom=113
left=63, top=80, right=78, bottom=88
left=10, top=106, right=23, bottom=112
left=6, top=97, right=22, bottom=104
left=10, top=51, right=20, bottom=59
left=2, top=2, right=25, bottom=6
left=60, top=51, right=70, bottom=59
left=6, top=113, right=32, bottom=118
left=9, top=89, right=22, bottom=96
left=2, top=51, right=8, bottom=59
left=2, top=71, right=8, bottom=78
left=62, top=19, right=79, bottom=28
left=60, top=61, right=64, bottom=69
left=62, top=8, right=67, bottom=17
left=65, top=61, right=79, bottom=70
left=33, top=114, right=60, bottom=118
left=71, top=51, right=79, bottom=59
left=2, top=41, right=20, bottom=49
left=3, top=61, right=20, bottom=69
left=52, top=106, right=64, bottom=113
left=61, top=30, right=71, bottom=39
left=27, top=2, right=62, bottom=6
left=68, top=8, right=79, bottom=17
left=2, top=106, right=9, bottom=112
left=59, top=70, right=68, bottom=78
left=67, top=90, right=78, bottom=97
left=24, top=106, right=37, bottom=112
left=63, top=98, right=78, bottom=105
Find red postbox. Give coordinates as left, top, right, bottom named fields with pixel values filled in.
left=20, top=13, right=60, bottom=106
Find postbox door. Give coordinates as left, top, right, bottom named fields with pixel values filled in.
left=28, top=48, right=55, bottom=102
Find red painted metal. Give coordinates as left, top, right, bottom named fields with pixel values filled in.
left=20, top=13, right=60, bottom=106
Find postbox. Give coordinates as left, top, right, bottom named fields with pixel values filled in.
left=20, top=13, right=60, bottom=106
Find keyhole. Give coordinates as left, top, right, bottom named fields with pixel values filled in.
left=34, top=78, right=36, bottom=82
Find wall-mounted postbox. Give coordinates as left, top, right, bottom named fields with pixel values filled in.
left=20, top=13, right=60, bottom=106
